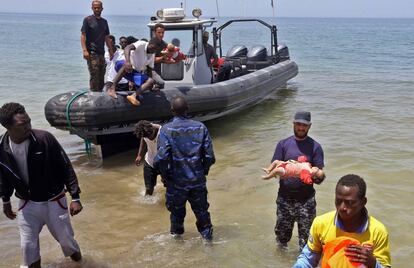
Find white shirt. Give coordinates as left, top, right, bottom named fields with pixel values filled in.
left=130, top=41, right=155, bottom=72
left=143, top=125, right=160, bottom=167
left=9, top=138, right=30, bottom=185
left=106, top=49, right=128, bottom=83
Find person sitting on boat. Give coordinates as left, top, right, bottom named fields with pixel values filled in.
left=262, top=155, right=325, bottom=185
left=133, top=120, right=163, bottom=196
left=160, top=43, right=186, bottom=63
left=104, top=36, right=138, bottom=92
left=107, top=40, right=157, bottom=106
left=103, top=35, right=129, bottom=92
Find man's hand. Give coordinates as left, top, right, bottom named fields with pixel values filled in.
left=69, top=200, right=83, bottom=216
left=3, top=203, right=16, bottom=220
left=345, top=244, right=376, bottom=268
left=82, top=50, right=89, bottom=60
left=124, top=61, right=133, bottom=73
left=135, top=155, right=143, bottom=166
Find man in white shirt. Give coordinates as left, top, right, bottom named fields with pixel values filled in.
left=107, top=40, right=157, bottom=106
left=133, top=120, right=162, bottom=196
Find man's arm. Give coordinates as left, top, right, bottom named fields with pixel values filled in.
left=201, top=126, right=215, bottom=175
left=124, top=44, right=136, bottom=72
left=0, top=168, right=16, bottom=220
left=211, top=45, right=218, bottom=67
left=312, top=145, right=325, bottom=184
left=47, top=133, right=82, bottom=216
left=105, top=35, right=115, bottom=60
left=153, top=129, right=172, bottom=181
left=135, top=138, right=147, bottom=166
left=293, top=245, right=321, bottom=268
left=80, top=32, right=89, bottom=60
left=271, top=141, right=284, bottom=162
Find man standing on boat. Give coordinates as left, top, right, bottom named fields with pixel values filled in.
left=270, top=111, right=325, bottom=250
left=154, top=96, right=215, bottom=240
left=202, top=31, right=218, bottom=68
left=0, top=103, right=82, bottom=268
left=81, top=0, right=115, bottom=92
left=149, top=23, right=167, bottom=89
left=202, top=31, right=219, bottom=82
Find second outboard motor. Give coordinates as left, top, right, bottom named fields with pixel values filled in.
left=226, top=45, right=248, bottom=58
left=277, top=43, right=290, bottom=62
left=247, top=45, right=267, bottom=61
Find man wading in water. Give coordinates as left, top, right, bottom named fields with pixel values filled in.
left=0, top=103, right=83, bottom=268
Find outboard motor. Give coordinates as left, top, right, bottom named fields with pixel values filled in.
left=277, top=43, right=290, bottom=62
left=226, top=45, right=248, bottom=59
left=247, top=45, right=267, bottom=62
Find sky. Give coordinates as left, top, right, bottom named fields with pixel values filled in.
left=0, top=0, right=413, bottom=18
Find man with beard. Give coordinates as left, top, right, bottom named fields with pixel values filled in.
left=81, top=0, right=115, bottom=91
left=270, top=111, right=325, bottom=250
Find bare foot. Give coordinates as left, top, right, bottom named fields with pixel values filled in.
left=107, top=87, right=118, bottom=99
left=262, top=168, right=273, bottom=180
left=126, top=94, right=140, bottom=106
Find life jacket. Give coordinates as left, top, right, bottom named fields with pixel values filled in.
left=321, top=237, right=367, bottom=268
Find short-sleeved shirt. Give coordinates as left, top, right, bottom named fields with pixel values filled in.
left=271, top=135, right=324, bottom=200
left=307, top=210, right=391, bottom=267
left=81, top=15, right=110, bottom=55
left=130, top=41, right=155, bottom=72
left=149, top=37, right=167, bottom=74
left=204, top=43, right=218, bottom=67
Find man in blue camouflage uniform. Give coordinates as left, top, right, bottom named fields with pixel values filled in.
left=154, top=96, right=215, bottom=240
left=271, top=111, right=325, bottom=250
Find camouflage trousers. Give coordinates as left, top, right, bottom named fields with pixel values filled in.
left=275, top=195, right=316, bottom=249
left=87, top=53, right=106, bottom=92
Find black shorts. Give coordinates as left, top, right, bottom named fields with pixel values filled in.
left=143, top=161, right=160, bottom=190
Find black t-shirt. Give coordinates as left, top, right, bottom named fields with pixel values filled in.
left=149, top=37, right=167, bottom=74
left=81, top=15, right=110, bottom=55
left=204, top=43, right=218, bottom=67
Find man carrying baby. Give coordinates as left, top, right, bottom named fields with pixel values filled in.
left=270, top=111, right=325, bottom=250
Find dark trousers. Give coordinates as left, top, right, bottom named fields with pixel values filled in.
left=165, top=184, right=212, bottom=235
left=87, top=53, right=106, bottom=92
left=275, top=195, right=316, bottom=249
left=143, top=161, right=160, bottom=191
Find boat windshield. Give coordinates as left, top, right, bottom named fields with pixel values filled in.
left=162, top=28, right=204, bottom=58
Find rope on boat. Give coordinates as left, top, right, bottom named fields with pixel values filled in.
left=65, top=90, right=92, bottom=156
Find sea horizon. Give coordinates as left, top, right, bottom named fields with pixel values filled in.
left=0, top=11, right=413, bottom=20
left=0, top=12, right=413, bottom=267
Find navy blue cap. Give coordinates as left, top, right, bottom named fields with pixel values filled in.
left=293, top=111, right=311, bottom=125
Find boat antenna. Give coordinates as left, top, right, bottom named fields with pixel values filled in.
left=271, top=0, right=275, bottom=19
left=216, top=0, right=220, bottom=18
